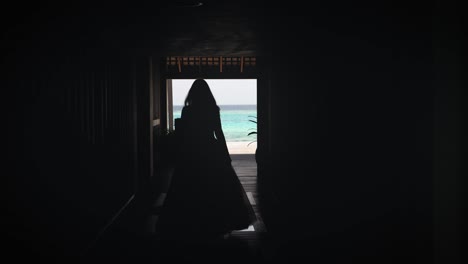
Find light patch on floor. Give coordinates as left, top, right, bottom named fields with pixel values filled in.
left=246, top=192, right=256, bottom=205
left=239, top=225, right=255, bottom=232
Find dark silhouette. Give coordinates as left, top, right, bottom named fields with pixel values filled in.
left=155, top=79, right=256, bottom=241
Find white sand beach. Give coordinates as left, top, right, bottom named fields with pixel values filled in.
left=227, top=141, right=257, bottom=154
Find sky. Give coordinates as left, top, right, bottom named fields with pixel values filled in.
left=172, top=79, right=257, bottom=105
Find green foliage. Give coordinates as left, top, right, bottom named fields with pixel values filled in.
left=247, top=116, right=257, bottom=146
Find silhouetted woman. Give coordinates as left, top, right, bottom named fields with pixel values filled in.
left=156, top=79, right=256, bottom=240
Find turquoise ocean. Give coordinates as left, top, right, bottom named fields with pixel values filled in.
left=173, top=105, right=257, bottom=142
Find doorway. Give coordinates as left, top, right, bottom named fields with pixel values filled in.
left=162, top=78, right=264, bottom=233
left=153, top=56, right=268, bottom=234
left=167, top=79, right=257, bottom=155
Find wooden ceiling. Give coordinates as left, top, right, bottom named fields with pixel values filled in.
left=154, top=1, right=263, bottom=56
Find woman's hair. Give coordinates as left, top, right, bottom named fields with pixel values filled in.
left=184, top=79, right=219, bottom=110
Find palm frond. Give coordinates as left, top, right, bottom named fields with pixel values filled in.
left=247, top=116, right=257, bottom=147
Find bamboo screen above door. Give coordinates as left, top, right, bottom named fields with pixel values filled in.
left=164, top=56, right=257, bottom=75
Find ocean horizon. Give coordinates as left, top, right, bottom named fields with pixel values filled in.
left=173, top=104, right=257, bottom=142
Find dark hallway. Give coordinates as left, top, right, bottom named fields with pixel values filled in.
left=4, top=1, right=464, bottom=263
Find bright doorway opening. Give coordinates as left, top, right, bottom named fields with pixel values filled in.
left=167, top=79, right=257, bottom=154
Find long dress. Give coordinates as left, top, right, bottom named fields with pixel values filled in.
left=156, top=105, right=256, bottom=240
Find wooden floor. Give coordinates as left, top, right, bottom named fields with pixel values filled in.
left=229, top=154, right=271, bottom=261
left=230, top=154, right=266, bottom=234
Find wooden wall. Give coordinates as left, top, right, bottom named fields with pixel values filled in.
left=6, top=48, right=150, bottom=261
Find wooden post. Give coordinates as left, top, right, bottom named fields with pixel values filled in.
left=177, top=57, right=181, bottom=73
left=240, top=56, right=244, bottom=73
left=167, top=79, right=173, bottom=131
left=220, top=56, right=223, bottom=73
